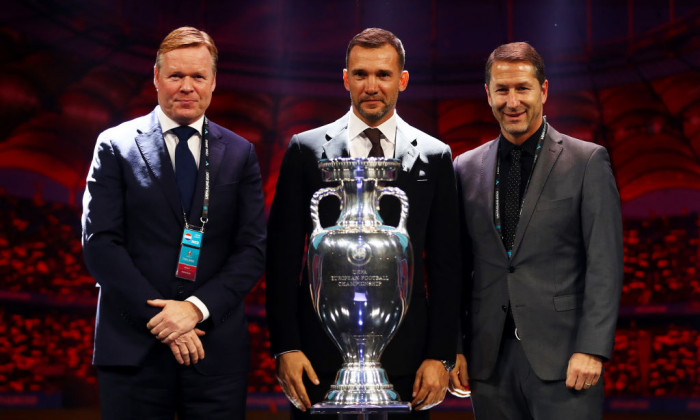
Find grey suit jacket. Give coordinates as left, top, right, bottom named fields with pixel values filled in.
left=454, top=125, right=623, bottom=381
left=266, top=112, right=462, bottom=376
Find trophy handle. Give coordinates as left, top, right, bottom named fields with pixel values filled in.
left=310, top=186, right=343, bottom=236
left=376, top=186, right=409, bottom=234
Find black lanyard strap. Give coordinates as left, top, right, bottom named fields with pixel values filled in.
left=183, top=117, right=211, bottom=229
left=494, top=117, right=548, bottom=255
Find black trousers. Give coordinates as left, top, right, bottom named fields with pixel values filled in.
left=470, top=338, right=604, bottom=420
left=97, top=344, right=248, bottom=420
left=289, top=372, right=430, bottom=420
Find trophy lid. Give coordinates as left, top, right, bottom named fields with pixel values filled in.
left=318, top=158, right=401, bottom=182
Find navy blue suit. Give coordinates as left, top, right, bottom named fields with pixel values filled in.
left=82, top=108, right=265, bottom=417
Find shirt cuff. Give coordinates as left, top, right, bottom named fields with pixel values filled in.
left=185, top=296, right=210, bottom=322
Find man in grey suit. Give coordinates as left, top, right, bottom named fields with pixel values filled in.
left=266, top=28, right=461, bottom=419
left=451, top=42, right=623, bottom=419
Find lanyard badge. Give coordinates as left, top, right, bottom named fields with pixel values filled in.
left=176, top=226, right=204, bottom=281
left=174, top=118, right=211, bottom=282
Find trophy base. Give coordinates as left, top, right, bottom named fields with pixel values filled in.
left=311, top=362, right=411, bottom=414
left=310, top=402, right=411, bottom=415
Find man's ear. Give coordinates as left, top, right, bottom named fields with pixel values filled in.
left=154, top=66, right=159, bottom=90
left=540, top=79, right=548, bottom=105
left=399, top=70, right=409, bottom=92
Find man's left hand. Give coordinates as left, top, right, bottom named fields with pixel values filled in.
left=411, top=359, right=449, bottom=411
left=146, top=299, right=203, bottom=343
left=169, top=328, right=206, bottom=365
left=448, top=354, right=471, bottom=397
left=565, top=352, right=602, bottom=391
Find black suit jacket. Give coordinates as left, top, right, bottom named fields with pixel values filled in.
left=454, top=125, right=623, bottom=381
left=266, top=112, right=461, bottom=377
left=82, top=108, right=266, bottom=375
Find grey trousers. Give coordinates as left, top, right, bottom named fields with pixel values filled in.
left=470, top=338, right=604, bottom=420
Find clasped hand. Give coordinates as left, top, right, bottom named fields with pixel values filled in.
left=146, top=299, right=205, bottom=365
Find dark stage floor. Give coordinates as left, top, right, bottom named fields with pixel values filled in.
left=2, top=408, right=700, bottom=420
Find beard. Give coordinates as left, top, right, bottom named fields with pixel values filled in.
left=352, top=95, right=397, bottom=125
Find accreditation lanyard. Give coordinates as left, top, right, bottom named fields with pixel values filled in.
left=175, top=118, right=211, bottom=281
left=494, top=118, right=548, bottom=258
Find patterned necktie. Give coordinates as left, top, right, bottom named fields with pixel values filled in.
left=502, top=147, right=522, bottom=252
left=364, top=128, right=384, bottom=158
left=172, top=126, right=198, bottom=214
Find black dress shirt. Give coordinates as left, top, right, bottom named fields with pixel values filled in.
left=497, top=121, right=545, bottom=213
left=497, top=122, right=544, bottom=336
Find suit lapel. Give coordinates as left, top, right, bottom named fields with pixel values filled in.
left=322, top=114, right=351, bottom=159
left=321, top=113, right=420, bottom=171
left=135, top=112, right=182, bottom=224
left=482, top=140, right=508, bottom=258
left=189, top=122, right=225, bottom=225
left=394, top=115, right=419, bottom=174
left=511, top=127, right=563, bottom=259
left=383, top=115, right=418, bottom=227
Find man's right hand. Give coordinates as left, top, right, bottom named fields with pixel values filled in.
left=276, top=351, right=320, bottom=411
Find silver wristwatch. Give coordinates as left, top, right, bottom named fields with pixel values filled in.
left=440, top=359, right=456, bottom=372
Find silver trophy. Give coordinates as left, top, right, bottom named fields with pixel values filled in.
left=307, top=158, right=413, bottom=414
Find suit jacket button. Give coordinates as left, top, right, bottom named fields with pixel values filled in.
left=501, top=305, right=508, bottom=312
left=508, top=266, right=515, bottom=273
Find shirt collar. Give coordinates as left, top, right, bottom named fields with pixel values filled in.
left=347, top=108, right=397, bottom=145
left=156, top=106, right=204, bottom=136
left=498, top=121, right=544, bottom=160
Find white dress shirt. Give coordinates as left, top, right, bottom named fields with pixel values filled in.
left=156, top=106, right=210, bottom=322
left=157, top=106, right=203, bottom=169
left=347, top=108, right=397, bottom=158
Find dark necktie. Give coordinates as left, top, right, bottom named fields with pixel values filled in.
left=502, top=147, right=522, bottom=252
left=364, top=128, right=384, bottom=158
left=172, top=126, right=198, bottom=214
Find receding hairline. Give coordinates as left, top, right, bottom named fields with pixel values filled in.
left=345, top=27, right=406, bottom=71
left=489, top=60, right=540, bottom=77
left=485, top=41, right=545, bottom=86
left=346, top=43, right=404, bottom=70
left=155, top=26, right=218, bottom=74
